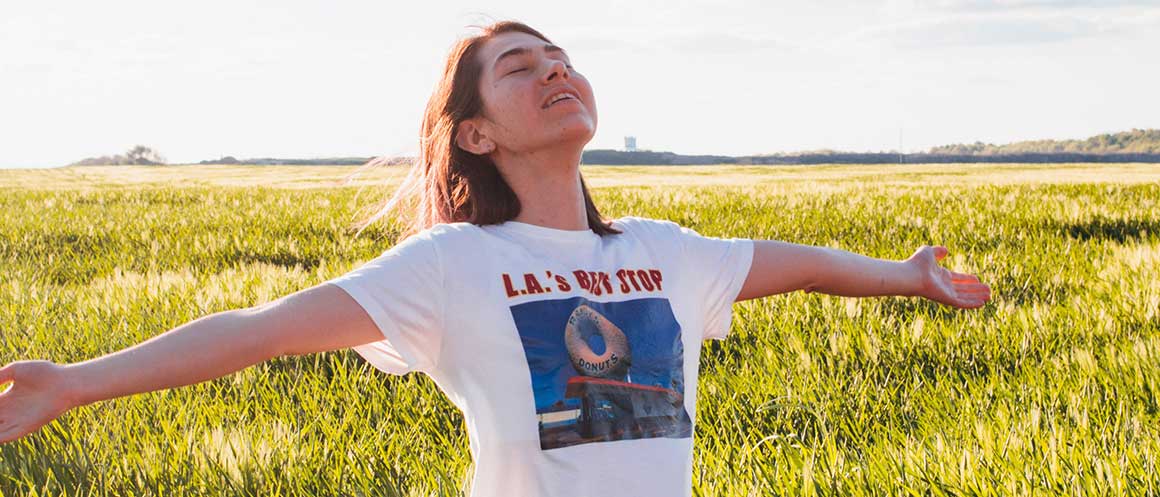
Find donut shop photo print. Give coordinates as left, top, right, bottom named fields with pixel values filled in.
left=509, top=295, right=692, bottom=450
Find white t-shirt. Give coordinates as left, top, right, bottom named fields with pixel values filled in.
left=325, top=215, right=754, bottom=497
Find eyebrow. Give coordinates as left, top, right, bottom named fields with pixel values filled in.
left=493, top=44, right=567, bottom=69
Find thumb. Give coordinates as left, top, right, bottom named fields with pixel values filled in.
left=932, top=245, right=948, bottom=261
left=0, top=363, right=13, bottom=386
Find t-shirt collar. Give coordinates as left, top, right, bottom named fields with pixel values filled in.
left=493, top=220, right=601, bottom=243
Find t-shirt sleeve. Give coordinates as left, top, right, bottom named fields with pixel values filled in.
left=325, top=231, right=445, bottom=375
left=674, top=223, right=754, bottom=341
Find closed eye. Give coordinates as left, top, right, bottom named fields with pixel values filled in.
left=506, top=63, right=574, bottom=76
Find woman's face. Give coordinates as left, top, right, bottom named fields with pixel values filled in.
left=465, top=31, right=597, bottom=155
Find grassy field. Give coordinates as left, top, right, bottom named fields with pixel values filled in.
left=1, top=163, right=1158, bottom=496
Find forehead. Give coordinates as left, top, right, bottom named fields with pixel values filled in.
left=478, top=31, right=563, bottom=66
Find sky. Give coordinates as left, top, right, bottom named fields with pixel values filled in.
left=3, top=0, right=1159, bottom=168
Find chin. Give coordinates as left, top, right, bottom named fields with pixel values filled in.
left=551, top=118, right=597, bottom=146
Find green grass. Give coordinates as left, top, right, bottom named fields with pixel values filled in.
left=1, top=164, right=1159, bottom=496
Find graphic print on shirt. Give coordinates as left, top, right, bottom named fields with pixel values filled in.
left=510, top=295, right=691, bottom=450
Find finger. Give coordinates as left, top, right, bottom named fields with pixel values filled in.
left=954, top=282, right=989, bottom=290
left=957, top=291, right=991, bottom=303
left=0, top=425, right=20, bottom=444
left=933, top=246, right=948, bottom=261
left=954, top=283, right=991, bottom=294
left=950, top=272, right=980, bottom=283
left=956, top=297, right=987, bottom=309
left=0, top=364, right=13, bottom=385
left=967, top=287, right=992, bottom=299
left=967, top=293, right=989, bottom=303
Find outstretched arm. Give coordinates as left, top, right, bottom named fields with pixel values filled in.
left=0, top=282, right=385, bottom=444
left=735, top=241, right=991, bottom=309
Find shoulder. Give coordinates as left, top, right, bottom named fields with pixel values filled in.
left=611, top=215, right=681, bottom=232
left=377, top=222, right=477, bottom=264
left=611, top=215, right=686, bottom=239
left=400, top=222, right=480, bottom=247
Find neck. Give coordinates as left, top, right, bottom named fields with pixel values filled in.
left=493, top=144, right=588, bottom=232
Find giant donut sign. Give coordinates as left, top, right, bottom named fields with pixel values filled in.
left=564, top=304, right=632, bottom=379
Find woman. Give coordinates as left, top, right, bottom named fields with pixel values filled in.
left=0, top=21, right=990, bottom=497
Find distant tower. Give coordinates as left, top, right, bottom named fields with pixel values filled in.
left=624, top=136, right=637, bottom=152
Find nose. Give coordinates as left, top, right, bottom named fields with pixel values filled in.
left=542, top=59, right=569, bottom=83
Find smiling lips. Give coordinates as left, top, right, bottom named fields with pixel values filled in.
left=542, top=89, right=580, bottom=109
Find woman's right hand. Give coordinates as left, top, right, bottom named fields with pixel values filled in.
left=0, top=360, right=78, bottom=444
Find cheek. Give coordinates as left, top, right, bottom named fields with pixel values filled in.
left=582, top=89, right=597, bottom=119
left=484, top=88, right=527, bottom=127
left=493, top=84, right=537, bottom=116
left=576, top=79, right=597, bottom=114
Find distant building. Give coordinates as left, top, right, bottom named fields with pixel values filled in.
left=624, top=136, right=637, bottom=152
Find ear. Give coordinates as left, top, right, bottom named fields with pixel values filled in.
left=455, top=119, right=495, bottom=155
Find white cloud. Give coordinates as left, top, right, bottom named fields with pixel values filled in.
left=885, top=0, right=1160, bottom=13
left=837, top=7, right=1158, bottom=49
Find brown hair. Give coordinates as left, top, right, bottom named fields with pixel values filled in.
left=350, top=20, right=620, bottom=239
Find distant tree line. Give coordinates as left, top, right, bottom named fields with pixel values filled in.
left=70, top=145, right=166, bottom=166
left=581, top=128, right=1160, bottom=165
left=735, top=152, right=1160, bottom=165
left=579, top=150, right=1160, bottom=165
left=930, top=128, right=1160, bottom=155
left=69, top=129, right=1160, bottom=166
left=197, top=156, right=384, bottom=165
left=581, top=150, right=735, bottom=165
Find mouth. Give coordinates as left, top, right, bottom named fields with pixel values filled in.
left=542, top=90, right=580, bottom=109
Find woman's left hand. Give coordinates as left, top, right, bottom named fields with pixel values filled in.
left=905, top=245, right=992, bottom=309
